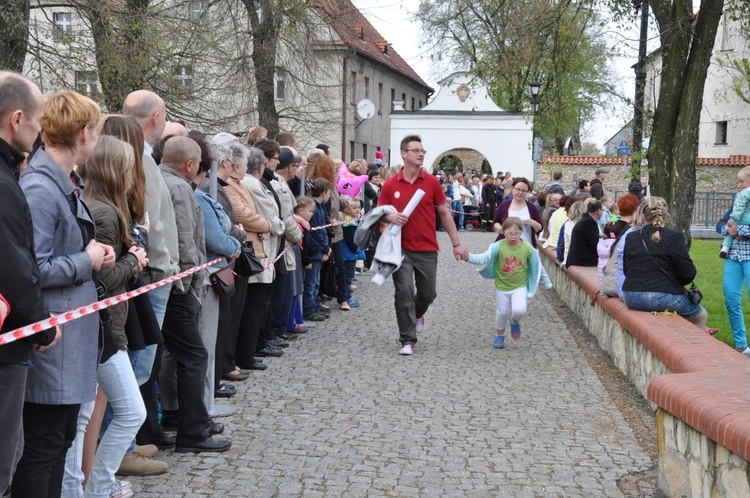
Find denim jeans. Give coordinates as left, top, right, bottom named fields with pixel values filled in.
left=724, top=258, right=750, bottom=349
left=303, top=260, right=322, bottom=316
left=622, top=290, right=704, bottom=320
left=148, top=282, right=172, bottom=329
left=344, top=259, right=356, bottom=301
left=86, top=350, right=145, bottom=497
left=452, top=200, right=464, bottom=229
left=61, top=401, right=93, bottom=498
left=287, top=295, right=304, bottom=330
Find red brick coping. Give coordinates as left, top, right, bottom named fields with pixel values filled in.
left=539, top=246, right=750, bottom=462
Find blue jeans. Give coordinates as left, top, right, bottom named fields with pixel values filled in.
left=303, top=260, right=322, bottom=316
left=622, top=290, right=704, bottom=320
left=87, top=351, right=146, bottom=497
left=724, top=258, right=750, bottom=349
left=62, top=401, right=94, bottom=498
left=344, top=259, right=356, bottom=301
left=452, top=200, right=464, bottom=228
left=287, top=295, right=303, bottom=330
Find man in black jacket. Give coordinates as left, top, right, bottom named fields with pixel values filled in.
left=0, top=71, right=58, bottom=493
left=566, top=200, right=604, bottom=268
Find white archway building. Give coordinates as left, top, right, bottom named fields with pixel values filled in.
left=389, top=72, right=534, bottom=180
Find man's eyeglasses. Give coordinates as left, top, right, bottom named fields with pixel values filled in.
left=405, top=148, right=427, bottom=154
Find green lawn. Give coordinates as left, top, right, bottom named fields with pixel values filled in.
left=691, top=239, right=750, bottom=348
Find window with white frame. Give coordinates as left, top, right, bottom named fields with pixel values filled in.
left=364, top=77, right=370, bottom=99
left=350, top=71, right=357, bottom=104
left=173, top=65, right=194, bottom=92
left=53, top=12, right=72, bottom=40
left=75, top=71, right=98, bottom=97
left=274, top=69, right=286, bottom=101
left=189, top=0, right=209, bottom=25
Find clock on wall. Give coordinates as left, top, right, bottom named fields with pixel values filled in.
left=356, top=99, right=375, bottom=120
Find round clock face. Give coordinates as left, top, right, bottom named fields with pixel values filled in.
left=357, top=99, right=375, bottom=119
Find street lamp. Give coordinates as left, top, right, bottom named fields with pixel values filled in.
left=529, top=82, right=542, bottom=181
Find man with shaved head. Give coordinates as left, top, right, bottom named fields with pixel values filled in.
left=121, top=90, right=178, bottom=475
left=0, top=71, right=58, bottom=493
left=162, top=121, right=189, bottom=138
left=158, top=137, right=231, bottom=453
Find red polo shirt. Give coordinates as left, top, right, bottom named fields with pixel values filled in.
left=378, top=167, right=447, bottom=252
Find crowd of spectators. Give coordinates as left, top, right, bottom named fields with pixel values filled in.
left=0, top=72, right=394, bottom=498
left=0, top=68, right=745, bottom=498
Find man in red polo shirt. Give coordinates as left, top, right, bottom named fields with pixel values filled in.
left=379, top=135, right=469, bottom=355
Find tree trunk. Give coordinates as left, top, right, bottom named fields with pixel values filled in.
left=85, top=0, right=149, bottom=112
left=0, top=0, right=29, bottom=71
left=245, top=0, right=280, bottom=137
left=646, top=0, right=724, bottom=245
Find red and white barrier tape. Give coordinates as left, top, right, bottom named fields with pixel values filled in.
left=0, top=256, right=226, bottom=347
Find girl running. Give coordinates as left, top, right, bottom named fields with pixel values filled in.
left=466, top=217, right=552, bottom=349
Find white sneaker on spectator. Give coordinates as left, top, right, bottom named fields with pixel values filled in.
left=398, top=344, right=414, bottom=355
left=739, top=347, right=750, bottom=357
left=416, top=316, right=425, bottom=334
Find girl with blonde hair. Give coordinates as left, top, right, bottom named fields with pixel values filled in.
left=620, top=197, right=716, bottom=334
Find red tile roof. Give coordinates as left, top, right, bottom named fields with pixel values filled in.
left=313, top=0, right=432, bottom=91
left=543, top=155, right=750, bottom=167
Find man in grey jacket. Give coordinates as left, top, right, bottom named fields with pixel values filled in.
left=122, top=90, right=179, bottom=474
left=158, top=137, right=231, bottom=453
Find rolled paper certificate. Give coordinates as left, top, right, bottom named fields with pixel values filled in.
left=390, top=188, right=425, bottom=235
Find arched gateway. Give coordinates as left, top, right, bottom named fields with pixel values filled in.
left=389, top=72, right=534, bottom=180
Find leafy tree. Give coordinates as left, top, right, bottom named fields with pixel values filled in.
left=630, top=0, right=726, bottom=243
left=0, top=0, right=30, bottom=71
left=415, top=0, right=613, bottom=155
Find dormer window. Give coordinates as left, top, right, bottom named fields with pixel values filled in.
left=354, top=25, right=364, bottom=40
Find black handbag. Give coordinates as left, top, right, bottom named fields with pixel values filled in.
left=209, top=266, right=236, bottom=299
left=234, top=242, right=264, bottom=277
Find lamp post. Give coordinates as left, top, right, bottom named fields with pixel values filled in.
left=529, top=82, right=541, bottom=182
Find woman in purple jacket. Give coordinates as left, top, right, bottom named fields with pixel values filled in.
left=492, top=177, right=543, bottom=248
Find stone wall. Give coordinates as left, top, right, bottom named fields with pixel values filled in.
left=540, top=254, right=750, bottom=497
left=536, top=162, right=743, bottom=195
left=540, top=255, right=669, bottom=401
left=657, top=410, right=750, bottom=498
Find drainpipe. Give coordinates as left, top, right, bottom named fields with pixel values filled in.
left=342, top=57, right=348, bottom=160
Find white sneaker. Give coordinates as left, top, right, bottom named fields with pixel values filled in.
left=398, top=344, right=414, bottom=355
left=740, top=347, right=750, bottom=357
left=110, top=480, right=133, bottom=498
left=416, top=316, right=425, bottom=334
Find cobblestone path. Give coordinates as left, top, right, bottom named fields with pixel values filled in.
left=130, top=231, right=655, bottom=497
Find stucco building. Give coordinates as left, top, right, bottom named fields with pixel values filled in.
left=22, top=0, right=432, bottom=163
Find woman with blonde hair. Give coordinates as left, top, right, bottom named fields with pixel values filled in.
left=76, top=136, right=148, bottom=498
left=620, top=197, right=715, bottom=333
left=14, top=90, right=114, bottom=498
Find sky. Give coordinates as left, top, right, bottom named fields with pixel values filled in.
left=351, top=0, right=653, bottom=151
